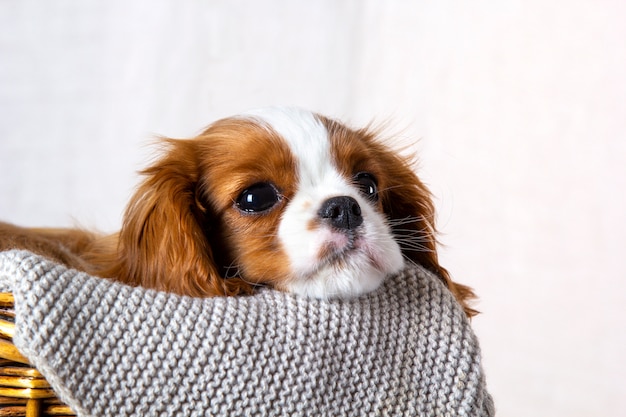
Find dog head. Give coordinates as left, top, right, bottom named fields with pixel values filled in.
left=113, top=107, right=475, bottom=314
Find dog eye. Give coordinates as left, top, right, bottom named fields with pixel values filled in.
left=355, top=172, right=379, bottom=202
left=236, top=182, right=281, bottom=213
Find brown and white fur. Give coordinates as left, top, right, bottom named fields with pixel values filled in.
left=0, top=107, right=476, bottom=316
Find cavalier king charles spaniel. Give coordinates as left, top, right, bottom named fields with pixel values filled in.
left=0, top=107, right=476, bottom=316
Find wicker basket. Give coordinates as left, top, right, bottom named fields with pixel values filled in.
left=0, top=293, right=75, bottom=417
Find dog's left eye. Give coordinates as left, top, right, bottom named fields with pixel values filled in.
left=236, top=182, right=281, bottom=213
left=355, top=172, right=379, bottom=202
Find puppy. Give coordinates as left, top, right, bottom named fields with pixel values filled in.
left=0, top=107, right=476, bottom=316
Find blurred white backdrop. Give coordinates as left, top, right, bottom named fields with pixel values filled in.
left=1, top=1, right=625, bottom=415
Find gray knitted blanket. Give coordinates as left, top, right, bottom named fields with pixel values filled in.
left=0, top=250, right=493, bottom=416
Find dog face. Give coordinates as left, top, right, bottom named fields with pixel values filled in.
left=203, top=108, right=404, bottom=298
left=113, top=107, right=474, bottom=309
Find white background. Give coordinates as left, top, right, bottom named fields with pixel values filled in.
left=1, top=1, right=625, bottom=415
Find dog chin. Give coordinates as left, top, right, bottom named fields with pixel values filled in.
left=282, top=249, right=405, bottom=299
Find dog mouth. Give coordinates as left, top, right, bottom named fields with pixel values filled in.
left=314, top=232, right=384, bottom=274
left=280, top=222, right=404, bottom=299
left=318, top=241, right=356, bottom=269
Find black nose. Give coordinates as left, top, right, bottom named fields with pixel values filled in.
left=318, top=196, right=363, bottom=230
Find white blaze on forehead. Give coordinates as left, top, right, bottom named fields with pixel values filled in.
left=243, top=107, right=332, bottom=183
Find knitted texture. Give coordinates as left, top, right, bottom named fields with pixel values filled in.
left=0, top=250, right=494, bottom=416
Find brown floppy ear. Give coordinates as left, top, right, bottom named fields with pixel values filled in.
left=112, top=139, right=252, bottom=297
left=373, top=139, right=478, bottom=317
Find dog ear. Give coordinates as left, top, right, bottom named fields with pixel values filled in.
left=112, top=139, right=253, bottom=297
left=374, top=141, right=478, bottom=317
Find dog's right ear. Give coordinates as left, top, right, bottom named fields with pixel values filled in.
left=109, top=139, right=253, bottom=297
